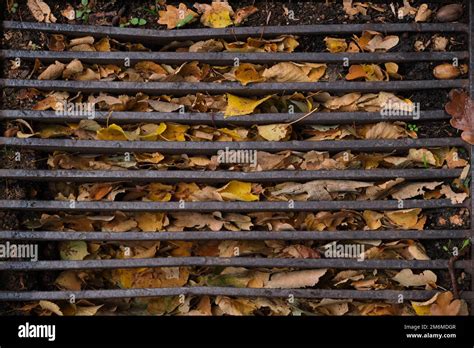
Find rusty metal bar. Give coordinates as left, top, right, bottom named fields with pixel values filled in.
left=1, top=288, right=472, bottom=301
left=1, top=22, right=468, bottom=45
left=0, top=79, right=468, bottom=95
left=0, top=137, right=466, bottom=154
left=1, top=50, right=468, bottom=64
left=0, top=168, right=463, bottom=183
left=0, top=199, right=466, bottom=212
left=0, top=109, right=451, bottom=125
left=0, top=230, right=469, bottom=241
left=0, top=257, right=471, bottom=271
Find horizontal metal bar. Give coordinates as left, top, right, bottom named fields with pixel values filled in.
left=0, top=168, right=463, bottom=183
left=0, top=230, right=470, bottom=241
left=1, top=288, right=472, bottom=301
left=1, top=50, right=468, bottom=64
left=0, top=199, right=465, bottom=212
left=0, top=258, right=471, bottom=271
left=1, top=22, right=468, bottom=45
left=0, top=137, right=466, bottom=154
left=0, top=109, right=451, bottom=125
left=0, top=79, right=468, bottom=95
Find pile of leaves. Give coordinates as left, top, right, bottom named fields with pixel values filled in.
left=46, top=147, right=467, bottom=171
left=18, top=290, right=469, bottom=316
left=158, top=1, right=258, bottom=29
left=26, top=91, right=415, bottom=117
left=45, top=34, right=299, bottom=53
left=9, top=119, right=420, bottom=142
left=45, top=178, right=469, bottom=205
left=31, top=59, right=407, bottom=83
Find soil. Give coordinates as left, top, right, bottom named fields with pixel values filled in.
left=4, top=0, right=469, bottom=28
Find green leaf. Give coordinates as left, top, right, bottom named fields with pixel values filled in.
left=59, top=241, right=89, bottom=261
left=75, top=10, right=84, bottom=18
left=138, top=18, right=147, bottom=25
left=461, top=239, right=471, bottom=250
left=81, top=0, right=89, bottom=6
left=176, top=14, right=195, bottom=28
left=130, top=17, right=139, bottom=25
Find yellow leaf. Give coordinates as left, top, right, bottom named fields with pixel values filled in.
left=139, top=123, right=167, bottom=141
left=146, top=183, right=173, bottom=202
left=257, top=124, right=291, bottom=141
left=135, top=212, right=166, bottom=232
left=217, top=180, right=259, bottom=201
left=195, top=2, right=234, bottom=28
left=234, top=63, right=264, bottom=85
left=363, top=210, right=383, bottom=230
left=161, top=123, right=189, bottom=141
left=324, top=37, right=348, bottom=53
left=170, top=241, right=193, bottom=257
left=385, top=208, right=424, bottom=229
left=97, top=124, right=139, bottom=141
left=224, top=93, right=273, bottom=117
left=411, top=302, right=432, bottom=316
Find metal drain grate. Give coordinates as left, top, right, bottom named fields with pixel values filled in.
left=0, top=3, right=473, bottom=311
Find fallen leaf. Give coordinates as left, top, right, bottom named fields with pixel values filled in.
left=440, top=184, right=468, bottom=204
left=415, top=4, right=432, bottom=22
left=391, top=182, right=442, bottom=200
left=257, top=124, right=291, bottom=141
left=60, top=4, right=75, bottom=20
left=324, top=37, right=348, bottom=53
left=265, top=269, right=327, bottom=288
left=27, top=0, right=56, bottom=23
left=234, top=63, right=264, bottom=85
left=194, top=1, right=234, bottom=28
left=39, top=300, right=63, bottom=316
left=233, top=5, right=258, bottom=25
left=59, top=241, right=89, bottom=261
left=158, top=4, right=198, bottom=29
left=385, top=208, right=424, bottom=229
left=262, top=62, right=326, bottom=82
left=224, top=94, right=273, bottom=117
left=38, top=61, right=66, bottom=80
left=217, top=181, right=259, bottom=201
left=392, top=269, right=437, bottom=289
left=445, top=89, right=474, bottom=145
left=430, top=292, right=463, bottom=316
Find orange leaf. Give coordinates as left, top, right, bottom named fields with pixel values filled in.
left=346, top=65, right=367, bottom=80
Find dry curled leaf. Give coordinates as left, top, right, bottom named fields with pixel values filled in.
left=27, top=0, right=56, bottom=23
left=445, top=89, right=474, bottom=144
left=158, top=4, right=198, bottom=29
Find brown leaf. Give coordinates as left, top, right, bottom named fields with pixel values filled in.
left=27, top=0, right=56, bottom=23
left=430, top=292, right=462, bottom=316
left=38, top=61, right=66, bottom=80
left=233, top=6, right=258, bottom=25
left=445, top=89, right=474, bottom=145
left=265, top=269, right=327, bottom=288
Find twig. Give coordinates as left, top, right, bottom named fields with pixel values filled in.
left=448, top=245, right=470, bottom=299
left=287, top=107, right=318, bottom=125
